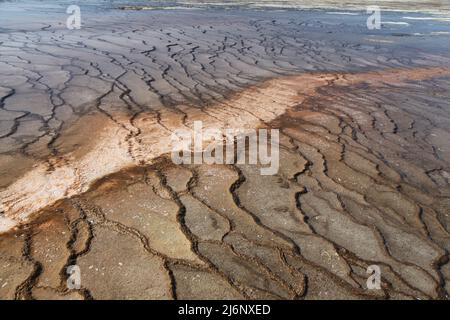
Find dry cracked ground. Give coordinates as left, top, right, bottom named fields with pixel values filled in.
left=1, top=1, right=450, bottom=300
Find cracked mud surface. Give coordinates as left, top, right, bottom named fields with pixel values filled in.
left=1, top=1, right=450, bottom=300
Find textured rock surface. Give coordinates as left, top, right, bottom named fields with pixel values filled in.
left=1, top=1, right=450, bottom=300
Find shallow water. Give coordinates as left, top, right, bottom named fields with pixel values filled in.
left=1, top=0, right=450, bottom=228
left=1, top=0, right=450, bottom=300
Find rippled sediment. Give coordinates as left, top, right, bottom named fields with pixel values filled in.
left=1, top=1, right=450, bottom=300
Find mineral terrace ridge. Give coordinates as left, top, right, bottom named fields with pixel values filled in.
left=1, top=0, right=450, bottom=300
